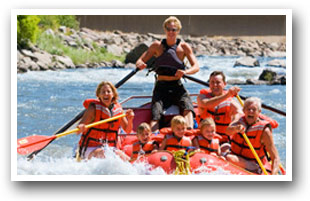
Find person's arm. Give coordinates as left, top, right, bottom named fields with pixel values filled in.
left=226, top=122, right=245, bottom=137
left=76, top=103, right=96, bottom=134
left=261, top=126, right=280, bottom=175
left=174, top=42, right=199, bottom=79
left=197, top=86, right=240, bottom=110
left=136, top=41, right=160, bottom=70
left=182, top=42, right=199, bottom=75
left=120, top=109, right=135, bottom=134
left=229, top=99, right=244, bottom=124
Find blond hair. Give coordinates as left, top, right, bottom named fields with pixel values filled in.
left=199, top=118, right=216, bottom=130
left=162, top=16, right=182, bottom=31
left=137, top=122, right=151, bottom=135
left=171, top=115, right=187, bottom=128
left=95, top=81, right=118, bottom=104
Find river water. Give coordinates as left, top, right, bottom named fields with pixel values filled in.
left=16, top=55, right=286, bottom=176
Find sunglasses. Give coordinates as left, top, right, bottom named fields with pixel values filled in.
left=165, top=27, right=178, bottom=32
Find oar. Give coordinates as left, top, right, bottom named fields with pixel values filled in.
left=26, top=68, right=140, bottom=160
left=183, top=74, right=286, bottom=116
left=236, top=95, right=286, bottom=175
left=18, top=114, right=126, bottom=155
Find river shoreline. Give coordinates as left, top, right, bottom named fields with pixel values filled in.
left=17, top=27, right=286, bottom=85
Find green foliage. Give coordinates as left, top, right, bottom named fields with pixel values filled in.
left=37, top=15, right=79, bottom=30
left=36, top=32, right=125, bottom=65
left=17, top=15, right=40, bottom=48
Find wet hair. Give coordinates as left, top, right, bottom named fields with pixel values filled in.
left=244, top=97, right=262, bottom=111
left=199, top=118, right=216, bottom=131
left=162, top=16, right=182, bottom=31
left=171, top=115, right=187, bottom=128
left=209, top=71, right=226, bottom=83
left=137, top=122, right=151, bottom=135
left=95, top=81, right=118, bottom=104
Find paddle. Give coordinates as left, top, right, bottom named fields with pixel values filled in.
left=236, top=95, right=286, bottom=175
left=183, top=74, right=286, bottom=116
left=18, top=114, right=126, bottom=155
left=26, top=68, right=140, bottom=160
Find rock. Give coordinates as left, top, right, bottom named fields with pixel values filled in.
left=76, top=64, right=88, bottom=69
left=246, top=78, right=269, bottom=85
left=258, top=69, right=277, bottom=81
left=124, top=63, right=136, bottom=69
left=234, top=56, right=260, bottom=67
left=54, top=55, right=75, bottom=69
left=264, top=50, right=286, bottom=57
left=125, top=42, right=155, bottom=67
left=59, top=26, right=67, bottom=33
left=227, top=79, right=246, bottom=85
left=267, top=59, right=286, bottom=68
left=33, top=51, right=52, bottom=65
left=106, top=44, right=123, bottom=57
left=20, top=49, right=36, bottom=59
left=36, top=61, right=49, bottom=71
left=111, top=60, right=124, bottom=68
left=17, top=64, right=28, bottom=73
left=44, top=29, right=55, bottom=37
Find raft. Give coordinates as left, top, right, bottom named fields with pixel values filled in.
left=117, top=95, right=274, bottom=175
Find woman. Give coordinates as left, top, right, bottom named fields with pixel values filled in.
left=76, top=81, right=134, bottom=160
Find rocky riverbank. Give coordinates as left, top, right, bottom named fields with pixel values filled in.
left=17, top=27, right=286, bottom=85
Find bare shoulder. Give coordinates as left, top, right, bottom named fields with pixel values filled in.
left=180, top=41, right=193, bottom=53
left=149, top=40, right=162, bottom=49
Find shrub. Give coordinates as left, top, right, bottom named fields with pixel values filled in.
left=17, top=15, right=40, bottom=48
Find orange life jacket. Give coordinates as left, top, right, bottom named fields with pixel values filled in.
left=258, top=113, right=278, bottom=129
left=78, top=99, right=123, bottom=157
left=230, top=117, right=270, bottom=161
left=198, top=88, right=233, bottom=144
left=161, top=129, right=192, bottom=151
left=195, top=135, right=220, bottom=154
left=131, top=140, right=158, bottom=159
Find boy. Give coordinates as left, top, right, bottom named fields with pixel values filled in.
left=131, top=123, right=159, bottom=160
left=159, top=115, right=192, bottom=151
left=192, top=118, right=221, bottom=156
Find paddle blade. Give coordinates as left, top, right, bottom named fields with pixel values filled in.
left=17, top=135, right=56, bottom=155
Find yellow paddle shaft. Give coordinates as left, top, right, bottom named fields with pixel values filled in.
left=236, top=95, right=268, bottom=175
left=55, top=114, right=126, bottom=139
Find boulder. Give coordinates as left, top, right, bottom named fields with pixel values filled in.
left=227, top=79, right=246, bottom=85
left=125, top=42, right=155, bottom=67
left=33, top=51, right=52, bottom=66
left=106, top=44, right=123, bottom=57
left=246, top=78, right=269, bottom=85
left=258, top=69, right=277, bottom=81
left=54, top=55, right=75, bottom=69
left=267, top=59, right=286, bottom=68
left=111, top=59, right=125, bottom=68
left=234, top=56, right=260, bottom=67
left=20, top=49, right=36, bottom=59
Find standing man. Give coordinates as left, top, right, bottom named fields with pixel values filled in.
left=136, top=16, right=199, bottom=131
left=197, top=71, right=243, bottom=151
left=225, top=97, right=280, bottom=174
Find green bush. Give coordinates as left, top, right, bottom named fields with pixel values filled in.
left=17, top=15, right=40, bottom=48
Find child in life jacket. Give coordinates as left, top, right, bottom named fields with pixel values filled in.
left=159, top=115, right=192, bottom=151
left=192, top=118, right=221, bottom=157
left=131, top=122, right=159, bottom=161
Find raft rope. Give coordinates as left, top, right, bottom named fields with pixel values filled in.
left=172, top=149, right=197, bottom=175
